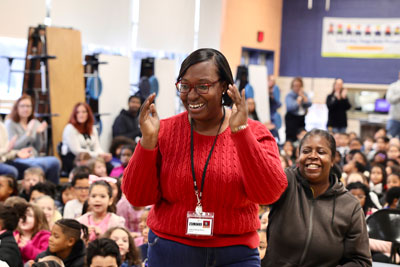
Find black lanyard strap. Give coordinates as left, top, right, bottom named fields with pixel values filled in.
left=190, top=107, right=226, bottom=206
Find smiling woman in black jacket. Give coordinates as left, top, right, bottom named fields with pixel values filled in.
left=264, top=129, right=372, bottom=267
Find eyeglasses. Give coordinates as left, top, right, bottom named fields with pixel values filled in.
left=175, top=80, right=220, bottom=94
left=18, top=104, right=32, bottom=108
left=75, top=186, right=89, bottom=191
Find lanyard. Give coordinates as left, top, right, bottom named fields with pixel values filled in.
left=190, top=108, right=225, bottom=214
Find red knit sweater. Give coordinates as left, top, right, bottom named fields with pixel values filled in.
left=122, top=112, right=287, bottom=248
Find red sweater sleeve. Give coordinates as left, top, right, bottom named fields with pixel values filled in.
left=122, top=141, right=161, bottom=206
left=231, top=120, right=287, bottom=204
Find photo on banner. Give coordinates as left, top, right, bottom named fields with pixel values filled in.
left=321, top=17, right=400, bottom=58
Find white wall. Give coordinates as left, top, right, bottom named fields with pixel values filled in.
left=137, top=0, right=195, bottom=53
left=51, top=0, right=132, bottom=52
left=0, top=0, right=46, bottom=38
left=248, top=65, right=269, bottom=123
left=98, top=54, right=131, bottom=151
left=197, top=0, right=222, bottom=50
left=154, top=58, right=177, bottom=119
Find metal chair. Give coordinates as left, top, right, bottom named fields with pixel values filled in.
left=367, top=209, right=400, bottom=264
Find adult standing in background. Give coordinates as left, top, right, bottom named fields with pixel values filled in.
left=5, top=95, right=60, bottom=184
left=112, top=94, right=142, bottom=142
left=62, top=103, right=112, bottom=163
left=386, top=71, right=400, bottom=138
left=326, top=78, right=351, bottom=133
left=236, top=65, right=254, bottom=99
left=123, top=48, right=287, bottom=267
left=285, top=77, right=312, bottom=142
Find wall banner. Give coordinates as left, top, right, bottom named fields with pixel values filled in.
left=321, top=17, right=400, bottom=58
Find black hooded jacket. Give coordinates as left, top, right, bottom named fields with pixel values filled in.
left=264, top=167, right=372, bottom=267
left=0, top=230, right=23, bottom=267
left=36, top=239, right=86, bottom=267
left=112, top=109, right=141, bottom=140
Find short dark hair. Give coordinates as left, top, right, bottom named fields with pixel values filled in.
left=0, top=202, right=28, bottom=231
left=299, top=129, right=336, bottom=158
left=71, top=166, right=90, bottom=186
left=0, top=174, right=18, bottom=197
left=55, top=218, right=89, bottom=242
left=177, top=48, right=234, bottom=106
left=346, top=182, right=377, bottom=215
left=86, top=238, right=121, bottom=266
left=386, top=186, right=400, bottom=206
left=29, top=182, right=56, bottom=199
left=128, top=94, right=142, bottom=103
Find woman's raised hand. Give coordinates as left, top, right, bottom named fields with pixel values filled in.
left=227, top=84, right=248, bottom=131
left=139, top=93, right=160, bottom=149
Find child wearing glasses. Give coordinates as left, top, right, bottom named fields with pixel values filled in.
left=63, top=169, right=90, bottom=219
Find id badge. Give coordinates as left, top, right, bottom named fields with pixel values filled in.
left=186, top=211, right=214, bottom=236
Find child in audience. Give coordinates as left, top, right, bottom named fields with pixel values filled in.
left=260, top=210, right=269, bottom=230
left=103, top=226, right=142, bottom=267
left=347, top=182, right=378, bottom=216
left=34, top=255, right=65, bottom=267
left=116, top=195, right=144, bottom=234
left=29, top=182, right=56, bottom=203
left=258, top=229, right=267, bottom=261
left=63, top=169, right=90, bottom=219
left=86, top=238, right=121, bottom=267
left=35, top=218, right=88, bottom=267
left=20, top=167, right=45, bottom=201
left=35, top=195, right=62, bottom=230
left=384, top=187, right=400, bottom=209
left=387, top=173, right=400, bottom=189
left=14, top=203, right=50, bottom=263
left=73, top=152, right=91, bottom=168
left=0, top=174, right=18, bottom=202
left=77, top=181, right=125, bottom=241
left=88, top=157, right=108, bottom=177
left=57, top=183, right=75, bottom=215
left=0, top=201, right=28, bottom=267
left=89, top=175, right=121, bottom=211
left=369, top=164, right=387, bottom=196
left=110, top=145, right=135, bottom=178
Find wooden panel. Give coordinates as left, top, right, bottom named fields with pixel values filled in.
left=46, top=27, right=85, bottom=157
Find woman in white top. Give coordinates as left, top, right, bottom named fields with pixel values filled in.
left=4, top=94, right=60, bottom=184
left=62, top=103, right=111, bottom=163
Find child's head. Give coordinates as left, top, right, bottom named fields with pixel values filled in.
left=88, top=181, right=113, bottom=215
left=86, top=238, right=121, bottom=267
left=58, top=183, right=75, bottom=206
left=35, top=195, right=56, bottom=228
left=370, top=164, right=387, bottom=187
left=17, top=203, right=49, bottom=235
left=35, top=256, right=65, bottom=267
left=0, top=202, right=28, bottom=231
left=89, top=176, right=121, bottom=210
left=346, top=172, right=368, bottom=186
left=260, top=211, right=269, bottom=230
left=119, top=145, right=135, bottom=167
left=257, top=229, right=267, bottom=260
left=71, top=170, right=90, bottom=204
left=385, top=186, right=400, bottom=208
left=22, top=167, right=45, bottom=193
left=29, top=182, right=55, bottom=203
left=88, top=157, right=107, bottom=177
left=49, top=219, right=89, bottom=257
left=109, top=136, right=136, bottom=158
left=346, top=182, right=370, bottom=209
left=387, top=173, right=400, bottom=189
left=0, top=174, right=18, bottom=202
left=388, top=145, right=400, bottom=161
left=279, top=155, right=289, bottom=169
left=73, top=152, right=91, bottom=167
left=103, top=227, right=141, bottom=266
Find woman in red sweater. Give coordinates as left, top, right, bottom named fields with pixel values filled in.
left=122, top=48, right=287, bottom=266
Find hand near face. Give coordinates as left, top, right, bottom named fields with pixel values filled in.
left=139, top=93, right=160, bottom=149
left=227, top=84, right=248, bottom=131
left=17, top=147, right=33, bottom=159
left=341, top=88, right=347, bottom=99
left=36, top=121, right=48, bottom=133
left=88, top=226, right=101, bottom=237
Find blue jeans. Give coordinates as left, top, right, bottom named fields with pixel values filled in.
left=147, top=230, right=260, bottom=267
left=0, top=163, right=19, bottom=178
left=14, top=156, right=60, bottom=184
left=387, top=119, right=400, bottom=138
